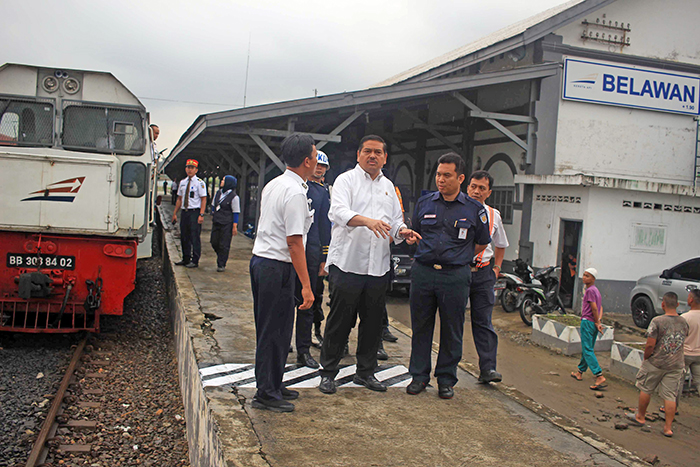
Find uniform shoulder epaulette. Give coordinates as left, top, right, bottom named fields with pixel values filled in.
left=466, top=196, right=483, bottom=209
left=417, top=191, right=437, bottom=203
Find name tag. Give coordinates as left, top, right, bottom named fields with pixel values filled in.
left=458, top=228, right=467, bottom=239
left=423, top=214, right=436, bottom=219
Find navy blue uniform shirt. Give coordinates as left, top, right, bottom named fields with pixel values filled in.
left=412, top=191, right=491, bottom=266
left=306, top=180, right=332, bottom=261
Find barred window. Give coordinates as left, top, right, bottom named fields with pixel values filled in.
left=490, top=187, right=514, bottom=224
left=62, top=104, right=144, bottom=155
left=0, top=97, right=54, bottom=147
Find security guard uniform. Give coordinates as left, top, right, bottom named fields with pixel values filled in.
left=295, top=177, right=331, bottom=362
left=409, top=191, right=491, bottom=387
left=177, top=174, right=207, bottom=266
left=210, top=175, right=240, bottom=269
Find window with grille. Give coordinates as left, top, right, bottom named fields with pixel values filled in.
left=62, top=103, right=145, bottom=155
left=489, top=187, right=514, bottom=224
left=0, top=97, right=54, bottom=147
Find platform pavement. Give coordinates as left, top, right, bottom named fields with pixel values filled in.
left=158, top=203, right=648, bottom=467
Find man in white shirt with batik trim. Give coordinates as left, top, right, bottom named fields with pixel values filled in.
left=318, top=135, right=420, bottom=395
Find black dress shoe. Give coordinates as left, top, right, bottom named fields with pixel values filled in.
left=280, top=387, right=299, bottom=400
left=174, top=260, right=188, bottom=266
left=377, top=342, right=388, bottom=361
left=382, top=327, right=399, bottom=342
left=478, top=369, right=502, bottom=384
left=353, top=374, right=387, bottom=392
left=406, top=380, right=428, bottom=395
left=251, top=397, right=295, bottom=412
left=438, top=385, right=454, bottom=399
left=318, top=376, right=337, bottom=394
left=296, top=352, right=320, bottom=369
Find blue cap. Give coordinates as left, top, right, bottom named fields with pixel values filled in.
left=317, top=150, right=330, bottom=167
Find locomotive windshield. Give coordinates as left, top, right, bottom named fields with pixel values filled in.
left=0, top=97, right=54, bottom=147
left=62, top=103, right=145, bottom=155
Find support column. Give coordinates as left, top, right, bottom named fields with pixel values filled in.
left=256, top=153, right=265, bottom=231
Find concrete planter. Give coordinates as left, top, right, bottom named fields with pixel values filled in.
left=609, top=341, right=645, bottom=382
left=531, top=315, right=614, bottom=356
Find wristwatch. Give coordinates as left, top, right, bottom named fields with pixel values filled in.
left=198, top=213, right=204, bottom=217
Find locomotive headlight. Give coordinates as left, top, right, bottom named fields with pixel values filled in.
left=62, top=78, right=80, bottom=94
left=42, top=76, right=59, bottom=93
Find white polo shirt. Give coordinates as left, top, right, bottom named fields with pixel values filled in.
left=473, top=204, right=509, bottom=264
left=252, top=170, right=313, bottom=263
left=326, top=164, right=406, bottom=277
left=177, top=176, right=207, bottom=210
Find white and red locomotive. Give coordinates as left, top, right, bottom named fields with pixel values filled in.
left=0, top=64, right=157, bottom=332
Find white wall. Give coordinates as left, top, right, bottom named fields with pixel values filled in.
left=529, top=185, right=700, bottom=282
left=555, top=97, right=697, bottom=183
left=555, top=0, right=700, bottom=66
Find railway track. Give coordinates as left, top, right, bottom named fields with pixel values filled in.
left=24, top=334, right=112, bottom=467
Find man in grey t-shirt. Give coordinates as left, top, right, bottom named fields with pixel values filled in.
left=627, top=292, right=688, bottom=437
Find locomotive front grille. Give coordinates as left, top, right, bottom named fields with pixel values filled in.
left=0, top=299, right=99, bottom=333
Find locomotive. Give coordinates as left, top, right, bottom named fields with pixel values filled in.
left=0, top=64, right=157, bottom=333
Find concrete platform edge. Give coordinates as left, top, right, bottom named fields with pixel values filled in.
left=158, top=208, right=267, bottom=467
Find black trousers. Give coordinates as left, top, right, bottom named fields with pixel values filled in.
left=409, top=262, right=471, bottom=387
left=250, top=255, right=295, bottom=401
left=180, top=210, right=202, bottom=265
left=294, top=249, right=320, bottom=354
left=210, top=222, right=233, bottom=268
left=312, top=275, right=325, bottom=325
left=319, top=266, right=388, bottom=378
left=468, top=264, right=499, bottom=373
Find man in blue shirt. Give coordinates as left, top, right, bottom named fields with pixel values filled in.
left=294, top=151, right=332, bottom=368
left=407, top=152, right=491, bottom=399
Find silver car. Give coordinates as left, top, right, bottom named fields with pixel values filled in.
left=630, top=257, right=700, bottom=328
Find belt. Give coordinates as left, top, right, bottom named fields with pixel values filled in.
left=184, top=208, right=201, bottom=211
left=418, top=262, right=464, bottom=271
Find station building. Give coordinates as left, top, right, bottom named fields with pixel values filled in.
left=162, top=0, right=700, bottom=313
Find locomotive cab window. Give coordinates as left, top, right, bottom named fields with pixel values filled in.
left=62, top=104, right=145, bottom=155
left=121, top=162, right=147, bottom=197
left=0, top=97, right=54, bottom=147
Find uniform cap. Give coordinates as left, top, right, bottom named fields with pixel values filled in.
left=584, top=267, right=598, bottom=278
left=317, top=150, right=330, bottom=167
left=186, top=159, right=199, bottom=167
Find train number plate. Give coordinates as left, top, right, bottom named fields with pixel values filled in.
left=6, top=253, right=76, bottom=270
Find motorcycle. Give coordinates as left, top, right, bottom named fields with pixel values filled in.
left=517, top=265, right=566, bottom=326
left=495, top=258, right=535, bottom=313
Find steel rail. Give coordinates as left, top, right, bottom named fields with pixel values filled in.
left=25, top=334, right=88, bottom=467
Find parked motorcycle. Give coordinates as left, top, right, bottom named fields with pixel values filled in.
left=517, top=265, right=566, bottom=326
left=495, top=258, right=535, bottom=313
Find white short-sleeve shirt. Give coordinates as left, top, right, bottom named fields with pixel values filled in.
left=252, top=170, right=313, bottom=263
left=178, top=176, right=207, bottom=209
left=474, top=204, right=509, bottom=264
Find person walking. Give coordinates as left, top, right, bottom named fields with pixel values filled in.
left=318, top=135, right=419, bottom=395
left=210, top=175, right=240, bottom=272
left=570, top=267, right=607, bottom=390
left=249, top=133, right=317, bottom=413
left=171, top=160, right=207, bottom=268
left=294, top=151, right=331, bottom=368
left=406, top=152, right=491, bottom=399
left=465, top=170, right=508, bottom=384
left=626, top=292, right=689, bottom=437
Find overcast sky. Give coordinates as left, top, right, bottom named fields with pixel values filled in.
left=1, top=0, right=567, bottom=156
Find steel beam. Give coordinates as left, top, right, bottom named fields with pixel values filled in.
left=316, top=110, right=363, bottom=150
left=452, top=92, right=528, bottom=151
left=400, top=109, right=462, bottom=154
left=250, top=134, right=285, bottom=172
left=217, top=127, right=341, bottom=143
left=229, top=142, right=261, bottom=174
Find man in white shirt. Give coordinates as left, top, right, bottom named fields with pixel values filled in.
left=171, top=159, right=208, bottom=268
left=466, top=170, right=509, bottom=384
left=250, top=134, right=317, bottom=413
left=318, top=135, right=420, bottom=394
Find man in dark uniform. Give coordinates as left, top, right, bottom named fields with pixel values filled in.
left=295, top=151, right=331, bottom=368
left=171, top=159, right=208, bottom=268
left=407, top=152, right=491, bottom=399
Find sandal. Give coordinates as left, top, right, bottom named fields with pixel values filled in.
left=659, top=406, right=679, bottom=416
left=662, top=430, right=673, bottom=438
left=625, top=412, right=645, bottom=427
left=570, top=371, right=583, bottom=381
left=589, top=383, right=607, bottom=390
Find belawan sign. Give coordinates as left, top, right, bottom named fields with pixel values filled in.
left=563, top=58, right=699, bottom=116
